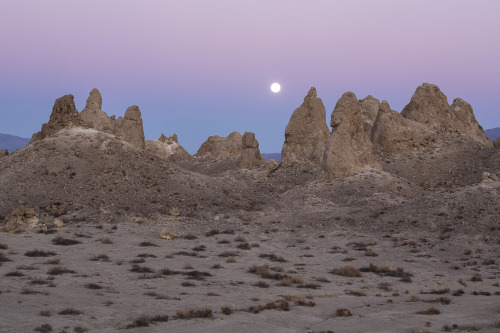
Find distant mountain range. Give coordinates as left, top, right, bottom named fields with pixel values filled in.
left=0, top=133, right=30, bottom=153
left=261, top=153, right=281, bottom=162
left=484, top=127, right=500, bottom=141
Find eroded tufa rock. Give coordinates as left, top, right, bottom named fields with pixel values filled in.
left=195, top=131, right=243, bottom=158
left=281, top=87, right=330, bottom=164
left=322, top=92, right=381, bottom=178
left=146, top=133, right=191, bottom=162
left=451, top=98, right=492, bottom=147
left=236, top=132, right=266, bottom=169
left=0, top=149, right=7, bottom=157
left=360, top=95, right=381, bottom=139
left=3, top=205, right=40, bottom=233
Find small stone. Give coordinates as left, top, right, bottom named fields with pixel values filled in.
left=53, top=219, right=64, bottom=228
left=169, top=207, right=180, bottom=217
left=160, top=229, right=179, bottom=240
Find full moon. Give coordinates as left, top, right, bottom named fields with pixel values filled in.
left=271, top=82, right=281, bottom=93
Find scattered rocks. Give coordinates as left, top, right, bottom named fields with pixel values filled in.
left=322, top=92, right=381, bottom=178
left=53, top=219, right=64, bottom=228
left=281, top=87, right=330, bottom=164
left=196, top=131, right=243, bottom=158
left=236, top=132, right=265, bottom=169
left=169, top=207, right=181, bottom=217
left=482, top=172, right=499, bottom=182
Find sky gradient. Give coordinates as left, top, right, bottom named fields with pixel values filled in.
left=1, top=0, right=499, bottom=153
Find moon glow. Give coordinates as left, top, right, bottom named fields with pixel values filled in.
left=271, top=82, right=281, bottom=93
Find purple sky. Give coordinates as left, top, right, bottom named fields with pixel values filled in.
left=1, top=0, right=499, bottom=153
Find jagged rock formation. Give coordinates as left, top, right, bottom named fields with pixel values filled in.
left=281, top=87, right=330, bottom=164
left=236, top=132, right=265, bottom=169
left=146, top=133, right=191, bottom=162
left=322, top=92, right=381, bottom=178
left=195, top=131, right=243, bottom=158
left=80, top=88, right=114, bottom=133
left=360, top=95, right=380, bottom=138
left=0, top=149, right=7, bottom=157
left=371, top=101, right=436, bottom=154
left=30, top=89, right=146, bottom=149
left=113, top=105, right=146, bottom=149
left=450, top=98, right=492, bottom=146
left=400, top=83, right=492, bottom=147
left=30, top=94, right=84, bottom=142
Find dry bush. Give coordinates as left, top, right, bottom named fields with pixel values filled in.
left=125, top=314, right=169, bottom=329
left=85, top=283, right=103, bottom=290
left=226, top=258, right=236, bottom=263
left=295, top=299, right=315, bottom=307
left=138, top=241, right=158, bottom=247
left=416, top=306, right=440, bottom=315
left=218, top=251, right=238, bottom=257
left=259, top=253, right=287, bottom=262
left=482, top=258, right=496, bottom=265
left=101, top=237, right=113, bottom=244
left=52, top=236, right=81, bottom=246
left=254, top=281, right=270, bottom=288
left=205, top=229, right=220, bottom=237
left=39, top=310, right=51, bottom=317
left=408, top=295, right=420, bottom=302
left=47, top=265, right=75, bottom=275
left=345, top=290, right=366, bottom=297
left=34, top=323, right=53, bottom=333
left=330, top=265, right=362, bottom=277
left=59, top=308, right=83, bottom=315
left=420, top=288, right=450, bottom=295
left=192, top=245, right=206, bottom=252
left=221, top=306, right=232, bottom=315
left=277, top=278, right=292, bottom=287
left=335, top=308, right=352, bottom=317
left=0, top=243, right=8, bottom=249
left=452, top=289, right=464, bottom=296
left=471, top=274, right=482, bottom=282
left=130, top=265, right=154, bottom=273
left=176, top=308, right=213, bottom=319
left=237, top=242, right=251, bottom=250
left=5, top=270, right=24, bottom=277
left=90, top=254, right=109, bottom=262
left=297, top=282, right=321, bottom=289
left=25, top=249, right=57, bottom=257
left=184, top=233, right=197, bottom=240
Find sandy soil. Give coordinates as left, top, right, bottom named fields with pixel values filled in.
left=1, top=217, right=499, bottom=333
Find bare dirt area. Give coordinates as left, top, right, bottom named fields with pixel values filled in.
left=1, top=217, right=499, bottom=333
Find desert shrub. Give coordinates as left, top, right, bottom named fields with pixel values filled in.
left=185, top=270, right=212, bottom=281
left=471, top=274, right=482, bottom=282
left=101, top=237, right=113, bottom=244
left=297, top=282, right=321, bottom=289
left=0, top=243, right=8, bottom=249
left=211, top=263, right=223, bottom=269
left=85, top=283, right=103, bottom=290
left=237, top=242, right=251, bottom=250
left=176, top=308, right=212, bottom=319
left=34, top=323, right=53, bottom=332
left=138, top=241, right=158, bottom=247
left=59, top=308, right=83, bottom=315
left=181, top=281, right=195, bottom=287
left=39, top=310, right=51, bottom=317
left=0, top=252, right=12, bottom=264
left=221, top=229, right=235, bottom=235
left=416, top=306, right=440, bottom=315
left=335, top=308, right=352, bottom=317
left=192, top=245, right=206, bottom=252
left=125, top=314, right=168, bottom=329
left=420, top=288, right=449, bottom=295
left=221, top=306, right=232, bottom=315
left=52, top=236, right=81, bottom=246
left=295, top=298, right=315, bottom=307
left=90, top=254, right=109, bottom=262
left=5, top=270, right=24, bottom=277
left=330, top=265, right=362, bottom=277
left=205, top=229, right=219, bottom=237
left=47, top=265, right=75, bottom=275
left=25, top=249, right=57, bottom=257
left=277, top=278, right=292, bottom=287
left=184, top=233, right=197, bottom=240
left=345, top=290, right=367, bottom=297
left=218, top=251, right=238, bottom=257
left=45, top=258, right=60, bottom=265
left=259, top=253, right=287, bottom=262
left=130, top=265, right=154, bottom=273
left=254, top=281, right=269, bottom=288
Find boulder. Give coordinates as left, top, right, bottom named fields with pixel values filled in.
left=0, top=149, right=7, bottom=157
left=80, top=88, right=114, bottom=133
left=371, top=101, right=436, bottom=154
left=451, top=98, right=492, bottom=147
left=360, top=95, right=380, bottom=138
left=30, top=94, right=84, bottom=142
left=145, top=133, right=191, bottom=162
left=281, top=87, right=330, bottom=164
left=322, top=92, right=381, bottom=178
left=3, top=205, right=40, bottom=233
left=236, top=132, right=266, bottom=169
left=195, top=131, right=243, bottom=158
